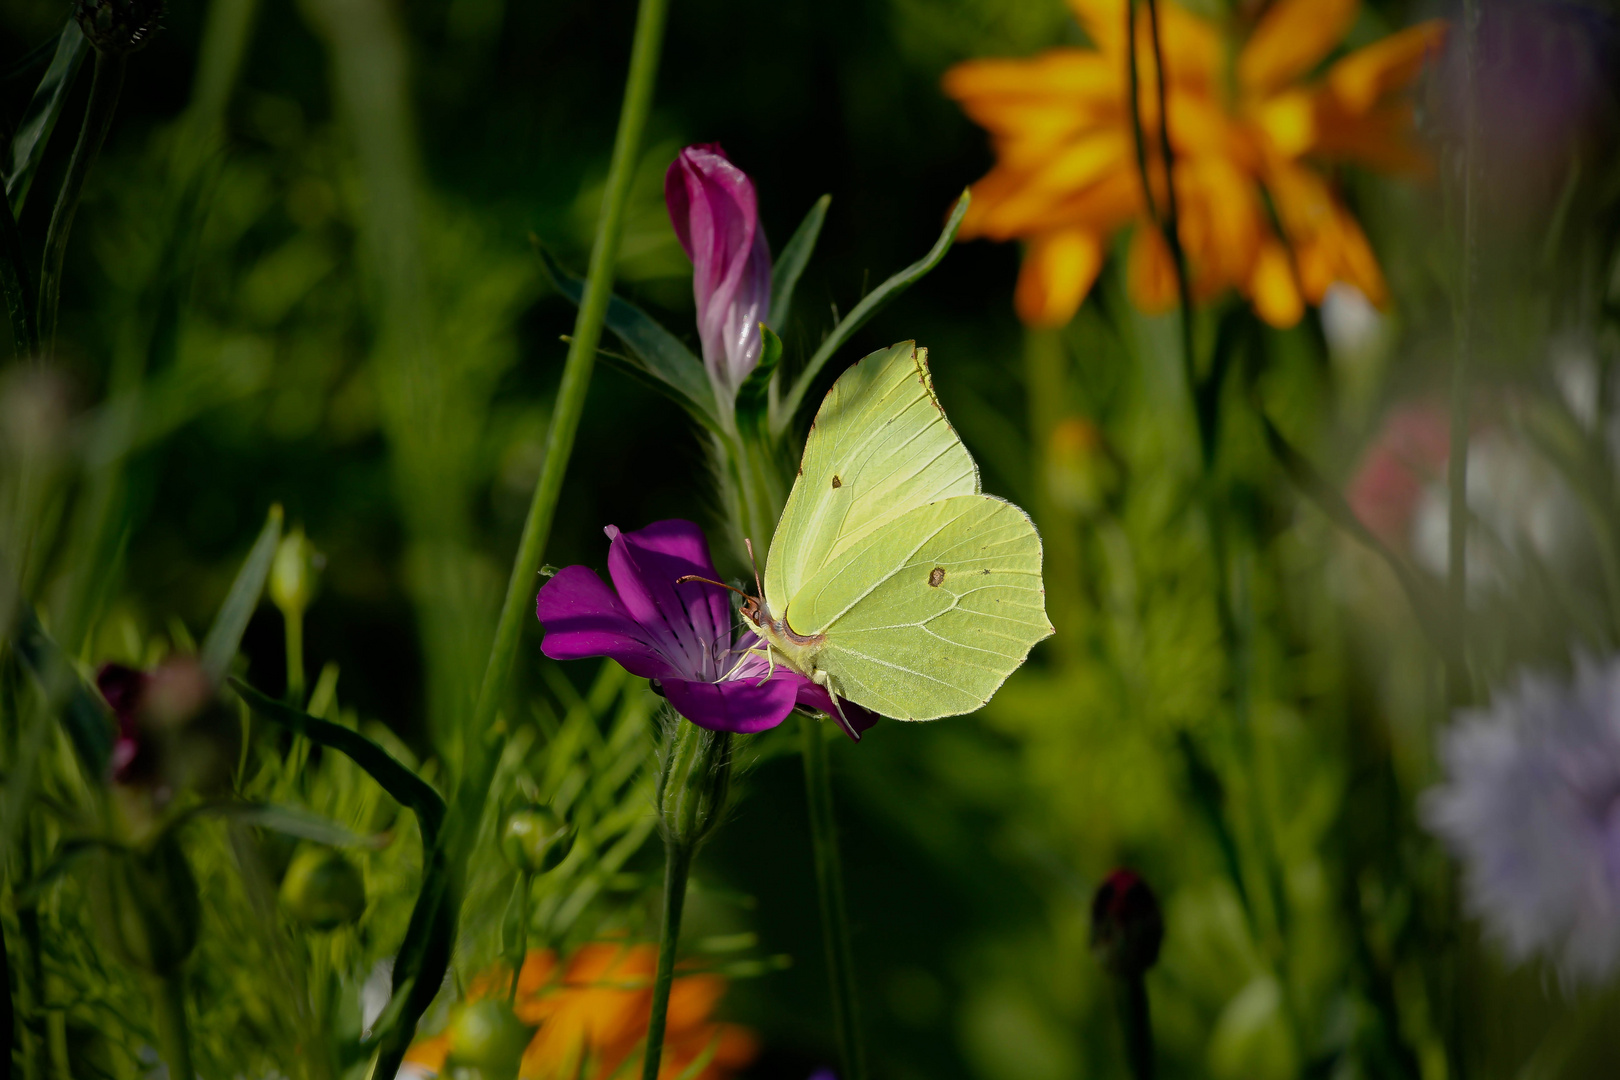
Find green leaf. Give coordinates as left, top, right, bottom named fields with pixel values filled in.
left=4, top=22, right=89, bottom=215
left=187, top=802, right=383, bottom=850
left=537, top=247, right=720, bottom=429
left=201, top=505, right=283, bottom=684
left=1, top=183, right=35, bottom=356
left=735, top=323, right=782, bottom=424
left=775, top=190, right=969, bottom=434
left=228, top=679, right=446, bottom=847
left=13, top=605, right=114, bottom=775
left=769, top=194, right=829, bottom=330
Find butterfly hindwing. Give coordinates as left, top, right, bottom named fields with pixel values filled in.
left=764, top=341, right=979, bottom=615
left=786, top=495, right=1052, bottom=721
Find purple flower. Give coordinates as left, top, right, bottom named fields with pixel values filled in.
left=1422, top=656, right=1620, bottom=986
left=665, top=144, right=772, bottom=400
left=536, top=520, right=875, bottom=739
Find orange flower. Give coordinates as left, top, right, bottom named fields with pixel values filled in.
left=943, top=0, right=1445, bottom=328
left=405, top=944, right=757, bottom=1080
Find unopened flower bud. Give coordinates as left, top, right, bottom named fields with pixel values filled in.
left=1090, top=868, right=1163, bottom=979
left=279, top=846, right=367, bottom=930
left=500, top=804, right=572, bottom=875
left=92, top=834, right=200, bottom=975
left=444, top=1000, right=535, bottom=1076
left=656, top=718, right=733, bottom=850
left=269, top=527, right=321, bottom=618
left=75, top=0, right=162, bottom=54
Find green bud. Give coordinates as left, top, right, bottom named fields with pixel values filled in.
left=656, top=718, right=733, bottom=851
left=279, top=846, right=366, bottom=930
left=269, top=527, right=321, bottom=618
left=445, top=1000, right=534, bottom=1075
left=92, top=834, right=200, bottom=975
left=500, top=804, right=572, bottom=875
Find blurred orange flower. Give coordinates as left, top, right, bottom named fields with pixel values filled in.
left=405, top=943, right=757, bottom=1080
left=943, top=0, right=1445, bottom=328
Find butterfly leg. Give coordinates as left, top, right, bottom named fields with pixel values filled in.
left=810, top=668, right=862, bottom=741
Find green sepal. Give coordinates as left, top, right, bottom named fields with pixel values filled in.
left=4, top=21, right=89, bottom=215
left=735, top=323, right=782, bottom=428
left=536, top=246, right=722, bottom=432
left=774, top=189, right=970, bottom=434
left=770, top=194, right=830, bottom=330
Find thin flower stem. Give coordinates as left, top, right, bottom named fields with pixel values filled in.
left=284, top=609, right=305, bottom=708
left=641, top=838, right=692, bottom=1080
left=1113, top=974, right=1154, bottom=1080
left=37, top=50, right=126, bottom=355
left=1447, top=0, right=1480, bottom=709
left=1141, top=0, right=1196, bottom=402
left=800, top=715, right=867, bottom=1080
left=510, top=870, right=532, bottom=1006
left=151, top=974, right=193, bottom=1080
left=467, top=0, right=669, bottom=777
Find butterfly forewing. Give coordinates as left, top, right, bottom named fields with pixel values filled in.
left=786, top=495, right=1053, bottom=721
left=764, top=341, right=979, bottom=614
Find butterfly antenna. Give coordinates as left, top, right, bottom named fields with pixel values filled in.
left=674, top=575, right=753, bottom=601
left=743, top=538, right=764, bottom=600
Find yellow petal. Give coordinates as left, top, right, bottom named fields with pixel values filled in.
left=1248, top=239, right=1304, bottom=327
left=1327, top=20, right=1448, bottom=114
left=1238, top=0, right=1359, bottom=96
left=1253, top=88, right=1317, bottom=158
left=943, top=50, right=1118, bottom=108
left=1175, top=155, right=1264, bottom=298
left=1126, top=224, right=1178, bottom=313
left=1068, top=0, right=1126, bottom=56
left=1016, top=230, right=1106, bottom=327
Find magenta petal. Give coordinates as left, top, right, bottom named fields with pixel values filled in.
left=661, top=672, right=801, bottom=734
left=606, top=521, right=730, bottom=681
left=794, top=680, right=881, bottom=741
left=536, top=566, right=674, bottom=681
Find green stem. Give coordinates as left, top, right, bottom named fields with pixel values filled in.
left=1113, top=975, right=1154, bottom=1080
left=37, top=50, right=125, bottom=354
left=509, top=870, right=531, bottom=1006
left=1447, top=0, right=1480, bottom=710
left=285, top=608, right=305, bottom=708
left=1141, top=0, right=1196, bottom=401
left=466, top=0, right=669, bottom=771
left=640, top=838, right=691, bottom=1080
left=151, top=974, right=193, bottom=1080
left=800, top=715, right=867, bottom=1080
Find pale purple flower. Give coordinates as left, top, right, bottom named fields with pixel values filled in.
left=536, top=520, right=875, bottom=739
left=1422, top=657, right=1620, bottom=985
left=665, top=144, right=772, bottom=400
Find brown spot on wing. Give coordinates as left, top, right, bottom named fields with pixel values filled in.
left=831, top=475, right=842, bottom=488
left=928, top=567, right=945, bottom=587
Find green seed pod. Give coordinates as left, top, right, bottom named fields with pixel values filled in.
left=444, top=1000, right=534, bottom=1075
left=500, top=804, right=572, bottom=875
left=75, top=0, right=162, bottom=54
left=656, top=718, right=733, bottom=851
left=92, top=833, right=200, bottom=976
left=279, top=846, right=366, bottom=930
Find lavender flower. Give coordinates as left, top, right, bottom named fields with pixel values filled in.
left=536, top=520, right=874, bottom=738
left=1422, top=657, right=1620, bottom=985
left=665, top=144, right=772, bottom=402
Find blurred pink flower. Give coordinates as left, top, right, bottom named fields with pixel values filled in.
left=1345, top=403, right=1449, bottom=547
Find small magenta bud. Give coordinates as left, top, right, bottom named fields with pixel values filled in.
left=444, top=1000, right=535, bottom=1074
left=75, top=0, right=162, bottom=54
left=656, top=718, right=734, bottom=850
left=269, top=526, right=322, bottom=618
left=1090, top=868, right=1164, bottom=979
left=500, top=804, right=572, bottom=875
left=279, top=846, right=367, bottom=930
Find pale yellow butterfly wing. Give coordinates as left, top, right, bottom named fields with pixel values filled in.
left=763, top=341, right=979, bottom=615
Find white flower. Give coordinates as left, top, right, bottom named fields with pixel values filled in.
left=1422, top=657, right=1620, bottom=986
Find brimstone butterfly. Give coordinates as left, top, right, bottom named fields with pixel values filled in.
left=740, top=340, right=1053, bottom=722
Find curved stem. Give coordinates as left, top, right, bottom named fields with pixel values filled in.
left=640, top=839, right=691, bottom=1080
left=800, top=715, right=867, bottom=1080
left=1447, top=0, right=1480, bottom=709
left=37, top=50, right=125, bottom=354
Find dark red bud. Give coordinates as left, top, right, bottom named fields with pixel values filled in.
left=1090, top=868, right=1163, bottom=978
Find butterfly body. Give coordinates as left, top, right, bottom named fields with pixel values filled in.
left=754, top=341, right=1053, bottom=722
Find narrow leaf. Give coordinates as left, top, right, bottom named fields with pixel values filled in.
left=776, top=190, right=969, bottom=432
left=228, top=678, right=447, bottom=848
left=1, top=185, right=36, bottom=355
left=769, top=194, right=829, bottom=330
left=201, top=505, right=283, bottom=683
left=4, top=23, right=89, bottom=215
left=13, top=605, right=114, bottom=775
left=537, top=247, right=720, bottom=428
left=735, top=323, right=782, bottom=423
left=194, top=802, right=383, bottom=850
